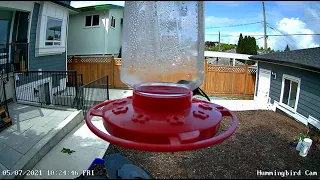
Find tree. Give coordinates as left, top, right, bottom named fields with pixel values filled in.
left=236, top=34, right=258, bottom=55
left=236, top=33, right=244, bottom=53
left=253, top=37, right=258, bottom=55
left=284, top=44, right=290, bottom=52
left=267, top=47, right=271, bottom=53
left=242, top=36, right=249, bottom=54
left=249, top=36, right=258, bottom=55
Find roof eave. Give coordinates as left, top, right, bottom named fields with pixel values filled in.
left=250, top=57, right=320, bottom=73
left=50, top=1, right=79, bottom=14
left=77, top=4, right=124, bottom=12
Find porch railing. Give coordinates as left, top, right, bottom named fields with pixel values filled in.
left=78, top=75, right=109, bottom=116
left=0, top=71, right=9, bottom=117
left=0, top=44, right=10, bottom=81
left=0, top=42, right=29, bottom=74
left=14, top=70, right=83, bottom=108
left=11, top=42, right=29, bottom=72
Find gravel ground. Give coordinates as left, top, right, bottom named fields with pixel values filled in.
left=104, top=110, right=320, bottom=179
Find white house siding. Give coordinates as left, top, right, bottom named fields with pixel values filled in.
left=67, top=10, right=108, bottom=56
left=107, top=8, right=123, bottom=56
left=0, top=1, right=34, bottom=12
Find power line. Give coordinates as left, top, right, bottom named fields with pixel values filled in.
left=266, top=16, right=320, bottom=25
left=267, top=24, right=304, bottom=48
left=268, top=33, right=320, bottom=36
left=205, top=21, right=263, bottom=29
left=205, top=33, right=320, bottom=37
left=266, top=25, right=295, bottom=50
left=238, top=2, right=259, bottom=20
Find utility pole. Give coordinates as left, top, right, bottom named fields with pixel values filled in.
left=262, top=1, right=267, bottom=53
left=218, top=31, right=221, bottom=51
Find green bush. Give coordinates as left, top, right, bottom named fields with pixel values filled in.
left=293, top=133, right=310, bottom=142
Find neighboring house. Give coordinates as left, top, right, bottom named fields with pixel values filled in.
left=250, top=47, right=320, bottom=129
left=205, top=41, right=219, bottom=48
left=67, top=4, right=124, bottom=56
left=204, top=51, right=254, bottom=66
left=0, top=1, right=78, bottom=104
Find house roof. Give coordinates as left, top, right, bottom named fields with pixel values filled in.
left=77, top=4, right=124, bottom=12
left=51, top=1, right=79, bottom=13
left=249, top=47, right=320, bottom=72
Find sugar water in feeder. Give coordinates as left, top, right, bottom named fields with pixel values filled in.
left=85, top=1, right=237, bottom=152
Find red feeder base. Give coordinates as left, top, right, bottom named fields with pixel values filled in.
left=85, top=87, right=237, bottom=152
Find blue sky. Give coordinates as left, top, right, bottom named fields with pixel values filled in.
left=71, top=1, right=320, bottom=51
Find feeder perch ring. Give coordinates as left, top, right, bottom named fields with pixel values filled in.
left=85, top=93, right=237, bottom=152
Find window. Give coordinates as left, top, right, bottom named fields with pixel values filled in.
left=85, top=15, right=100, bottom=27
left=36, top=2, right=68, bottom=56
left=45, top=17, right=62, bottom=46
left=280, top=74, right=300, bottom=111
left=111, top=16, right=116, bottom=28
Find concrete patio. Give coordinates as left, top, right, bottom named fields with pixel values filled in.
left=0, top=102, right=83, bottom=179
left=25, top=118, right=109, bottom=179
left=108, top=89, right=269, bottom=111
left=22, top=89, right=133, bottom=179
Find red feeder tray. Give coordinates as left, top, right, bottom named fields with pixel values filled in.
left=85, top=86, right=237, bottom=152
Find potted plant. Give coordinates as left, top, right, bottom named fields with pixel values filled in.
left=290, top=133, right=310, bottom=148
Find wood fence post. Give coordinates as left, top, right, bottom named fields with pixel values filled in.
left=111, top=56, right=115, bottom=88
left=70, top=56, right=75, bottom=69
left=203, top=59, right=208, bottom=92
left=243, top=65, right=248, bottom=96
left=231, top=65, right=234, bottom=96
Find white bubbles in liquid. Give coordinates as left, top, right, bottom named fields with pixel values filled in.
left=121, top=1, right=204, bottom=93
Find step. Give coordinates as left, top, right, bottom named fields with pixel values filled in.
left=0, top=117, right=12, bottom=132
left=3, top=117, right=11, bottom=123
left=7, top=110, right=84, bottom=179
left=0, top=107, right=6, bottom=115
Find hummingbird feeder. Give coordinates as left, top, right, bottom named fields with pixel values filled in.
left=85, top=1, right=237, bottom=152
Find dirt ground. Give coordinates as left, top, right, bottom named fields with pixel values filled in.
left=104, top=110, right=320, bottom=179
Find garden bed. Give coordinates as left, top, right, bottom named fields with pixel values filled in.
left=104, top=110, right=320, bottom=179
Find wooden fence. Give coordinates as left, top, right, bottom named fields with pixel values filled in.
left=67, top=56, right=256, bottom=97
left=67, top=56, right=114, bottom=86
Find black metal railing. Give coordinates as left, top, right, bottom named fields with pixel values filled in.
left=0, top=42, right=29, bottom=74
left=0, top=71, right=9, bottom=117
left=78, top=75, right=109, bottom=116
left=0, top=44, right=10, bottom=80
left=14, top=70, right=83, bottom=108
left=11, top=42, right=29, bottom=72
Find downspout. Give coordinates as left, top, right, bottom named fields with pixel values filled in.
left=66, top=14, right=69, bottom=71
left=254, top=61, right=259, bottom=100
left=103, top=10, right=106, bottom=56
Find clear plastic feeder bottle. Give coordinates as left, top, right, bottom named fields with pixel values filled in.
left=121, top=1, right=204, bottom=96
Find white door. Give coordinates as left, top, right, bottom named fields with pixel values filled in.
left=257, top=68, right=271, bottom=102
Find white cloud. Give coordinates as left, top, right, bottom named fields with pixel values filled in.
left=205, top=18, right=319, bottom=51
left=205, top=16, right=235, bottom=26
left=267, top=1, right=320, bottom=50
left=273, top=18, right=319, bottom=49
left=70, top=1, right=124, bottom=8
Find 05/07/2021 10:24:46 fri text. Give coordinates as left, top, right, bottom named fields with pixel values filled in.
left=2, top=169, right=94, bottom=177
